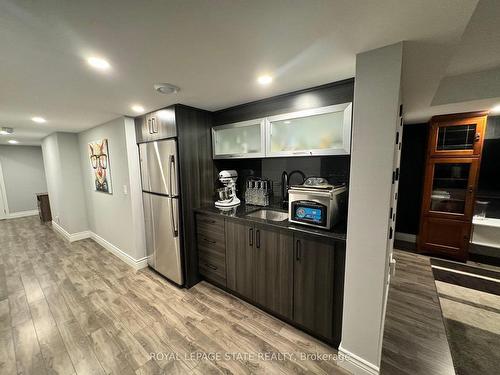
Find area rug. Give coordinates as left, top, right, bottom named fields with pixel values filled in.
left=431, top=258, right=500, bottom=375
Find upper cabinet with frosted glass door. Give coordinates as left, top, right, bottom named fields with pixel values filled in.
left=428, top=112, right=488, bottom=157
left=212, top=118, right=266, bottom=159
left=266, top=103, right=352, bottom=157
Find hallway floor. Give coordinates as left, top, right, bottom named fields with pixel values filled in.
left=0, top=216, right=348, bottom=375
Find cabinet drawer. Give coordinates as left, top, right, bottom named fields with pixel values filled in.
left=199, top=250, right=226, bottom=286
left=197, top=232, right=225, bottom=255
left=196, top=213, right=224, bottom=234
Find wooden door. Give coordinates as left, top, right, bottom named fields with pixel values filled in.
left=428, top=112, right=487, bottom=158
left=293, top=234, right=335, bottom=341
left=419, top=217, right=471, bottom=260
left=225, top=220, right=254, bottom=300
left=253, top=225, right=293, bottom=319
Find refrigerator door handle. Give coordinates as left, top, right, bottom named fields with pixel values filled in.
left=169, top=155, right=174, bottom=197
left=170, top=198, right=179, bottom=238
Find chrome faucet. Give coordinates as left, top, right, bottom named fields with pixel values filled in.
left=281, top=170, right=306, bottom=204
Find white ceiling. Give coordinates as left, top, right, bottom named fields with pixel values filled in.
left=2, top=0, right=497, bottom=145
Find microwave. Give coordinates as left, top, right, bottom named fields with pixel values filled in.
left=288, top=185, right=347, bottom=230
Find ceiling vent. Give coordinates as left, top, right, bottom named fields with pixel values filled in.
left=0, top=127, right=13, bottom=135
left=154, top=83, right=180, bottom=95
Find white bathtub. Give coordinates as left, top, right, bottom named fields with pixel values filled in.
left=471, top=216, right=500, bottom=249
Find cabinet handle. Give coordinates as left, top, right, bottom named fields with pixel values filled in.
left=152, top=117, right=158, bottom=133
left=256, top=229, right=260, bottom=249
left=249, top=228, right=253, bottom=246
left=296, top=239, right=301, bottom=261
left=474, top=132, right=480, bottom=142
left=204, top=263, right=217, bottom=271
left=147, top=119, right=152, bottom=134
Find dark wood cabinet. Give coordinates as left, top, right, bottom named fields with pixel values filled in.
left=196, top=213, right=226, bottom=287
left=135, top=109, right=177, bottom=143
left=36, top=193, right=52, bottom=223
left=225, top=220, right=254, bottom=299
left=197, top=212, right=345, bottom=346
left=293, top=233, right=335, bottom=341
left=418, top=111, right=488, bottom=261
left=253, top=224, right=293, bottom=319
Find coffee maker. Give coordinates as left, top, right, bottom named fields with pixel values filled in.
left=215, top=170, right=241, bottom=208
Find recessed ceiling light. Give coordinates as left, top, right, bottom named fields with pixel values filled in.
left=491, top=104, right=500, bottom=114
left=0, top=127, right=13, bottom=135
left=257, top=75, right=273, bottom=85
left=87, top=57, right=111, bottom=71
left=154, top=83, right=180, bottom=95
left=32, top=116, right=46, bottom=123
left=8, top=140, right=18, bottom=144
left=284, top=120, right=291, bottom=124
left=131, top=105, right=145, bottom=113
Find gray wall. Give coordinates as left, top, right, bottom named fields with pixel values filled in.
left=78, top=117, right=145, bottom=260
left=42, top=132, right=88, bottom=234
left=0, top=145, right=47, bottom=213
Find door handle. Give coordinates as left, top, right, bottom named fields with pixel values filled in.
left=249, top=228, right=253, bottom=246
left=169, top=198, right=179, bottom=237
left=295, top=239, right=301, bottom=261
left=169, top=155, right=176, bottom=196
left=256, top=229, right=260, bottom=249
left=147, top=119, right=152, bottom=134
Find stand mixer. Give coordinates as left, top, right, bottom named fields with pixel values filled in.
left=215, top=170, right=241, bottom=208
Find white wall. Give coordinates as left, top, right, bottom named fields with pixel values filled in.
left=0, top=145, right=47, bottom=214
left=42, top=132, right=88, bottom=234
left=339, top=43, right=403, bottom=375
left=78, top=116, right=145, bottom=261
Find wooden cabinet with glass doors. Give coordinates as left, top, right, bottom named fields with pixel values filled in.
left=418, top=112, right=487, bottom=261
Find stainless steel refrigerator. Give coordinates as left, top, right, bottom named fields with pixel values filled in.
left=139, top=139, right=183, bottom=285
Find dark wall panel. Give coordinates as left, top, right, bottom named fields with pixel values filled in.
left=395, top=123, right=428, bottom=234
left=214, top=79, right=354, bottom=125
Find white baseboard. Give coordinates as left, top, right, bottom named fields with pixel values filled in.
left=337, top=345, right=380, bottom=375
left=90, top=232, right=148, bottom=270
left=7, top=209, right=38, bottom=219
left=51, top=221, right=147, bottom=270
left=394, top=232, right=417, bottom=243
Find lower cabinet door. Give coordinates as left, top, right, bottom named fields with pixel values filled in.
left=253, top=225, right=293, bottom=319
left=293, top=234, right=335, bottom=341
left=225, top=220, right=255, bottom=300
left=419, top=216, right=470, bottom=261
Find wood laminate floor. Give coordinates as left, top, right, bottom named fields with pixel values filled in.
left=0, top=216, right=350, bottom=375
left=380, top=250, right=456, bottom=375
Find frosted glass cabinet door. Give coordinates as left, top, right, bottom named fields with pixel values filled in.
left=212, top=119, right=265, bottom=159
left=267, top=103, right=352, bottom=156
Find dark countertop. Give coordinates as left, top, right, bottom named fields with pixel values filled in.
left=194, top=203, right=347, bottom=242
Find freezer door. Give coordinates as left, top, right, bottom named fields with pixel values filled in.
left=150, top=194, right=183, bottom=285
left=141, top=139, right=178, bottom=196
left=142, top=192, right=155, bottom=268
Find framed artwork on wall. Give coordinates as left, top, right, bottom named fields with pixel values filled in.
left=88, top=138, right=112, bottom=194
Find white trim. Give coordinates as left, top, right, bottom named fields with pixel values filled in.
left=338, top=345, right=380, bottom=375
left=51, top=221, right=147, bottom=270
left=473, top=216, right=500, bottom=228
left=51, top=220, right=91, bottom=242
left=431, top=265, right=500, bottom=283
left=394, top=232, right=417, bottom=243
left=7, top=209, right=38, bottom=219
left=0, top=160, right=9, bottom=219
left=90, top=232, right=147, bottom=270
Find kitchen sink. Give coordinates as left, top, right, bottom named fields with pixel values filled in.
left=245, top=209, right=289, bottom=222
